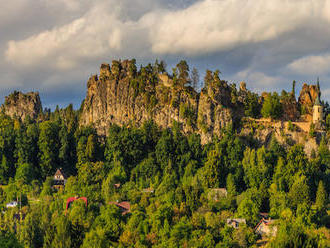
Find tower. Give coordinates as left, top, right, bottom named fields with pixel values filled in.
left=313, top=80, right=323, bottom=124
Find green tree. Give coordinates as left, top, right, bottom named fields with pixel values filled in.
left=244, top=92, right=261, bottom=118
left=191, top=67, right=199, bottom=91
left=51, top=215, right=72, bottom=248
left=0, top=231, right=23, bottom=248
left=292, top=80, right=296, bottom=97
left=176, top=60, right=190, bottom=87
left=288, top=175, right=311, bottom=209
left=261, top=92, right=283, bottom=119
left=38, top=121, right=59, bottom=178
left=315, top=180, right=327, bottom=210
left=15, top=163, right=34, bottom=184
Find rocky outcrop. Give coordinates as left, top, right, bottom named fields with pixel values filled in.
left=80, top=60, right=323, bottom=147
left=298, top=83, right=319, bottom=115
left=240, top=118, right=319, bottom=157
left=80, top=60, right=235, bottom=142
left=1, top=91, right=42, bottom=121
left=197, top=81, right=235, bottom=143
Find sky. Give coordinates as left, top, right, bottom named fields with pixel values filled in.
left=1, top=0, right=330, bottom=109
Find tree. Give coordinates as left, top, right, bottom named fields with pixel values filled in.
left=38, top=121, right=59, bottom=178
left=292, top=80, right=296, bottom=97
left=244, top=92, right=260, bottom=118
left=204, top=70, right=213, bottom=89
left=226, top=173, right=237, bottom=197
left=202, top=150, right=223, bottom=188
left=51, top=215, right=71, bottom=248
left=0, top=231, right=23, bottom=248
left=237, top=197, right=260, bottom=225
left=15, top=163, right=34, bottom=184
left=191, top=67, right=199, bottom=91
left=315, top=180, right=327, bottom=210
left=261, top=92, right=283, bottom=119
left=309, top=123, right=316, bottom=137
left=176, top=60, right=190, bottom=87
left=288, top=175, right=310, bottom=209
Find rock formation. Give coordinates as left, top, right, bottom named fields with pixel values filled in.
left=1, top=91, right=42, bottom=121
left=80, top=60, right=325, bottom=149
left=298, top=83, right=320, bottom=115
left=80, top=60, right=236, bottom=142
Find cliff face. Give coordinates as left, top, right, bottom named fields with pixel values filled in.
left=1, top=91, right=42, bottom=121
left=298, top=83, right=319, bottom=115
left=80, top=60, right=323, bottom=148
left=80, top=60, right=236, bottom=142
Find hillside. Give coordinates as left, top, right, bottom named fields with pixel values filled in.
left=0, top=59, right=329, bottom=248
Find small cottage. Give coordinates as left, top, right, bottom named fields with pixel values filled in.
left=255, top=218, right=277, bottom=237
left=227, top=218, right=246, bottom=229
left=53, top=168, right=67, bottom=190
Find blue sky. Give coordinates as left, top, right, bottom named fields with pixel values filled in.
left=1, top=0, right=330, bottom=109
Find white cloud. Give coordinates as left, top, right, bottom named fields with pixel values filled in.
left=288, top=54, right=330, bottom=75
left=148, top=0, right=329, bottom=55
left=6, top=0, right=330, bottom=69
left=233, top=68, right=283, bottom=91
left=2, top=0, right=330, bottom=105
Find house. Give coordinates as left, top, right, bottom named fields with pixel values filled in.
left=227, top=218, right=246, bottom=229
left=6, top=201, right=18, bottom=208
left=255, top=218, right=277, bottom=237
left=53, top=168, right=67, bottom=190
left=109, top=201, right=131, bottom=215
left=208, top=188, right=228, bottom=201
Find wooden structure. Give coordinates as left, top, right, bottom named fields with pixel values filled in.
left=255, top=218, right=277, bottom=237
left=53, top=168, right=67, bottom=190
left=227, top=218, right=246, bottom=229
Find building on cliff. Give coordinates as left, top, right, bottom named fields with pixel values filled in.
left=313, top=94, right=323, bottom=124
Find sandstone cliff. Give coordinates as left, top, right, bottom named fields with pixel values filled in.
left=1, top=91, right=42, bottom=121
left=80, top=60, right=325, bottom=148
left=298, top=83, right=320, bottom=115
left=80, top=60, right=236, bottom=142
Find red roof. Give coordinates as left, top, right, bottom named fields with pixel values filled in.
left=109, top=201, right=131, bottom=214
left=255, top=218, right=276, bottom=230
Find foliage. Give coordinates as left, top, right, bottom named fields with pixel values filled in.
left=0, top=75, right=328, bottom=247
left=261, top=92, right=283, bottom=119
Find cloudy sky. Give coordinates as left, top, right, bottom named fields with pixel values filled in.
left=1, top=0, right=330, bottom=109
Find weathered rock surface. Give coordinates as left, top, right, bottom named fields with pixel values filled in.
left=80, top=60, right=325, bottom=149
left=239, top=118, right=320, bottom=157
left=80, top=60, right=236, bottom=142
left=298, top=83, right=319, bottom=115
left=1, top=91, right=42, bottom=121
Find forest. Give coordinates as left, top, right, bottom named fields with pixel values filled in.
left=0, top=60, right=329, bottom=248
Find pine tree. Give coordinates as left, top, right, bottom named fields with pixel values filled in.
left=191, top=67, right=199, bottom=91
left=315, top=180, right=327, bottom=210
